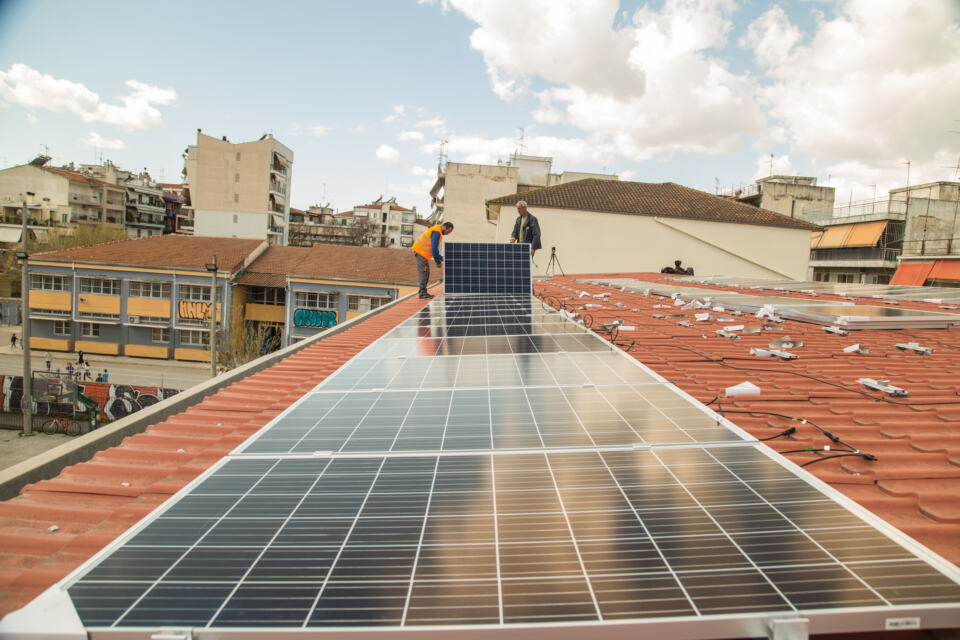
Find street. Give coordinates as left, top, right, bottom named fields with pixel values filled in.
left=0, top=326, right=214, bottom=390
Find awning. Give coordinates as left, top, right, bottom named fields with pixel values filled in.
left=844, top=220, right=888, bottom=247
left=810, top=230, right=823, bottom=249
left=927, top=259, right=960, bottom=283
left=889, top=261, right=935, bottom=286
left=817, top=225, right=853, bottom=248
left=0, top=228, right=22, bottom=243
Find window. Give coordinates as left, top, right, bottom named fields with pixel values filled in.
left=234, top=194, right=239, bottom=203
left=152, top=327, right=170, bottom=343
left=236, top=152, right=241, bottom=160
left=79, top=277, right=120, bottom=295
left=233, top=214, right=238, bottom=223
left=129, top=280, right=171, bottom=298
left=178, top=284, right=219, bottom=302
left=295, top=291, right=337, bottom=309
left=80, top=322, right=100, bottom=337
left=53, top=320, right=71, bottom=336
left=837, top=273, right=855, bottom=283
left=179, top=329, right=209, bottom=346
left=30, top=274, right=69, bottom=291
left=235, top=173, right=240, bottom=182
left=348, top=295, right=391, bottom=312
left=247, top=286, right=285, bottom=305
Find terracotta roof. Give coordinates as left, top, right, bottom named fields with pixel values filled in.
left=34, top=235, right=263, bottom=271
left=536, top=273, right=960, bottom=568
left=41, top=167, right=120, bottom=190
left=488, top=179, right=821, bottom=231
left=2, top=275, right=959, bottom=633
left=236, top=243, right=419, bottom=286
left=355, top=202, right=412, bottom=212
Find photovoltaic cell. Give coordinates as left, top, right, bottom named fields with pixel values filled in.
left=31, top=293, right=960, bottom=637
left=444, top=243, right=531, bottom=295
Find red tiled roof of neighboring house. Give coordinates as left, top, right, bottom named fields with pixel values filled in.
left=414, top=218, right=431, bottom=226
left=41, top=167, right=122, bottom=190
left=535, top=273, right=960, bottom=568
left=33, top=235, right=264, bottom=271
left=235, top=243, right=419, bottom=286
left=488, top=179, right=821, bottom=231
left=335, top=211, right=355, bottom=218
left=0, top=292, right=439, bottom=618
left=289, top=207, right=305, bottom=214
left=156, top=183, right=183, bottom=190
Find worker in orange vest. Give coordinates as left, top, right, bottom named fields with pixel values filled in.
left=412, top=222, right=454, bottom=299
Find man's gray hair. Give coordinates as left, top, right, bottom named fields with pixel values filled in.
left=516, top=200, right=528, bottom=208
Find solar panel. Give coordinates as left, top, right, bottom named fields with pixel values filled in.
left=8, top=293, right=960, bottom=638
left=444, top=242, right=532, bottom=295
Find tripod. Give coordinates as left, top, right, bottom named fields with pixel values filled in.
left=545, top=246, right=565, bottom=277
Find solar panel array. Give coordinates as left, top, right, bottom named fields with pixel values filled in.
left=444, top=242, right=532, bottom=295
left=42, top=292, right=960, bottom=636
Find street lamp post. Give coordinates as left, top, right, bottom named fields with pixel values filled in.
left=205, top=255, right=218, bottom=377
left=19, top=191, right=34, bottom=435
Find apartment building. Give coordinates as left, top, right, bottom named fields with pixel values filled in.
left=353, top=197, right=418, bottom=248
left=183, top=132, right=293, bottom=244
left=26, top=235, right=419, bottom=361
left=0, top=157, right=126, bottom=229
left=429, top=153, right=618, bottom=243
left=729, top=175, right=835, bottom=220
left=888, top=181, right=960, bottom=286
left=806, top=201, right=904, bottom=284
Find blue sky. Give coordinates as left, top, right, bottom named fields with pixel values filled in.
left=1, top=0, right=958, bottom=216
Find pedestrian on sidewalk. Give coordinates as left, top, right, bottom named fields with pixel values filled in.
left=10, top=334, right=17, bottom=349
left=82, top=362, right=91, bottom=381
left=45, top=352, right=52, bottom=371
left=66, top=363, right=75, bottom=378
left=77, top=350, right=85, bottom=365
left=102, top=369, right=109, bottom=383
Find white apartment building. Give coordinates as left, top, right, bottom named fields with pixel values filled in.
left=183, top=132, right=293, bottom=245
left=353, top=197, right=418, bottom=248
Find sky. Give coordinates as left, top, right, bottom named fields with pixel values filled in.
left=1, top=0, right=958, bottom=217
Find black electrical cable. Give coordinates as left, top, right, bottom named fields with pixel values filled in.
left=758, top=426, right=796, bottom=441
left=800, top=453, right=877, bottom=467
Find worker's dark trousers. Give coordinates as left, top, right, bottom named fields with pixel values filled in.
left=416, top=254, right=430, bottom=296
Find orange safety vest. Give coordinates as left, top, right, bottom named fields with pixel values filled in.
left=412, top=224, right=443, bottom=260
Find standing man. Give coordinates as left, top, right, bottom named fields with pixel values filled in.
left=509, top=200, right=542, bottom=256
left=412, top=221, right=454, bottom=300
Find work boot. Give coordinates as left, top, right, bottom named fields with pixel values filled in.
left=419, top=293, right=434, bottom=299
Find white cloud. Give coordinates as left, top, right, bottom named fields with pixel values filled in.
left=751, top=154, right=796, bottom=181
left=449, top=0, right=764, bottom=161
left=0, top=63, right=175, bottom=130
left=80, top=131, right=126, bottom=150
left=292, top=122, right=330, bottom=137
left=353, top=124, right=367, bottom=134
left=415, top=117, right=447, bottom=137
left=376, top=144, right=401, bottom=167
left=412, top=165, right=433, bottom=176
left=398, top=130, right=424, bottom=142
left=383, top=104, right=406, bottom=123
left=745, top=0, right=960, bottom=188
left=26, top=113, right=36, bottom=125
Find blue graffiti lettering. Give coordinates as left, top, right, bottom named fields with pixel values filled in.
left=293, top=308, right=337, bottom=328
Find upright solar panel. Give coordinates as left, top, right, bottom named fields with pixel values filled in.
left=7, top=293, right=960, bottom=638
left=444, top=242, right=532, bottom=295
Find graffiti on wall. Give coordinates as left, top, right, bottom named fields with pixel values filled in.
left=0, top=375, right=180, bottom=422
left=293, top=308, right=337, bottom=329
left=178, top=301, right=218, bottom=320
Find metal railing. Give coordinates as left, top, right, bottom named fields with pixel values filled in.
left=803, top=199, right=907, bottom=225
left=809, top=247, right=901, bottom=262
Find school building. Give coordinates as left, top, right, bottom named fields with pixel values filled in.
left=25, top=235, right=421, bottom=361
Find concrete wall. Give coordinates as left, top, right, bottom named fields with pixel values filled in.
left=442, top=163, right=518, bottom=243
left=494, top=206, right=811, bottom=279
left=194, top=209, right=269, bottom=239
left=902, top=198, right=960, bottom=256
left=759, top=182, right=835, bottom=219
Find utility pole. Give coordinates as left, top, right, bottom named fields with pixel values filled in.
left=205, top=255, right=218, bottom=377
left=18, top=192, right=34, bottom=435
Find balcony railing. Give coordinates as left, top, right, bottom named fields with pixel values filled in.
left=810, top=247, right=901, bottom=263
left=803, top=199, right=908, bottom=225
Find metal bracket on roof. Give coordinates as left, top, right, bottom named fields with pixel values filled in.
left=716, top=329, right=740, bottom=339
left=652, top=314, right=666, bottom=319
left=883, top=299, right=900, bottom=305
left=824, top=325, right=850, bottom=336
left=896, top=341, right=933, bottom=355
left=858, top=378, right=908, bottom=397
left=767, top=616, right=809, bottom=640
left=677, top=321, right=694, bottom=327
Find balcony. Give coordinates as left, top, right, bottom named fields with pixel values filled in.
left=269, top=181, right=287, bottom=196
left=808, top=246, right=901, bottom=269
left=71, top=193, right=101, bottom=204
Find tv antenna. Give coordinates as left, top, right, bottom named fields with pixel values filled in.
left=516, top=127, right=526, bottom=154
left=437, top=139, right=448, bottom=170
